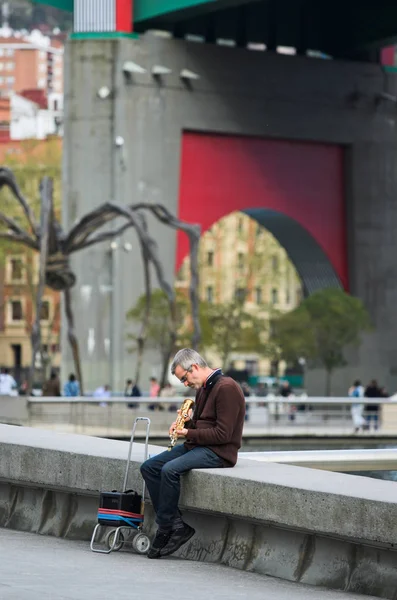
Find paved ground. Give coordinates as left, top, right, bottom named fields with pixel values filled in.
left=0, top=529, right=380, bottom=600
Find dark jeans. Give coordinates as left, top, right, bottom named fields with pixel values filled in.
left=140, top=443, right=223, bottom=530
left=366, top=413, right=379, bottom=429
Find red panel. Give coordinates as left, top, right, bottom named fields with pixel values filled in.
left=116, top=0, right=133, bottom=32
left=381, top=46, right=395, bottom=66
left=177, top=133, right=347, bottom=289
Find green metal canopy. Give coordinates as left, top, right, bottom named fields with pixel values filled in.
left=32, top=0, right=74, bottom=10
left=133, top=1, right=244, bottom=23
left=32, top=0, right=397, bottom=58
left=31, top=0, right=219, bottom=18
left=31, top=0, right=223, bottom=20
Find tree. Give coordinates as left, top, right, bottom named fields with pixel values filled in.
left=126, top=289, right=192, bottom=390
left=272, top=288, right=372, bottom=395
left=200, top=298, right=267, bottom=370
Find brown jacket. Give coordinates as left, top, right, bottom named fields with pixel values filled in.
left=184, top=377, right=245, bottom=467
left=42, top=377, right=61, bottom=397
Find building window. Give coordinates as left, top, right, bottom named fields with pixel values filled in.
left=40, top=301, right=50, bottom=321
left=235, top=287, right=246, bottom=303
left=10, top=300, right=23, bottom=321
left=255, top=287, right=262, bottom=304
left=0, top=49, right=4, bottom=57
left=6, top=62, right=13, bottom=70
left=6, top=49, right=14, bottom=57
left=271, top=288, right=278, bottom=305
left=237, top=252, right=244, bottom=270
left=0, top=77, right=4, bottom=84
left=271, top=255, right=279, bottom=272
left=0, top=64, right=3, bottom=71
left=237, top=217, right=244, bottom=234
left=207, top=251, right=214, bottom=267
left=9, top=257, right=24, bottom=282
left=286, top=288, right=291, bottom=304
left=206, top=286, right=214, bottom=303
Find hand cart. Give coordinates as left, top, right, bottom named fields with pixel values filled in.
left=90, top=416, right=151, bottom=555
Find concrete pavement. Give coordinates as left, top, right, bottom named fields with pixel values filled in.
left=0, top=529, right=380, bottom=600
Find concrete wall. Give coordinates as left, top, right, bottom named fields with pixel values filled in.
left=63, top=34, right=397, bottom=394
left=1, top=424, right=397, bottom=598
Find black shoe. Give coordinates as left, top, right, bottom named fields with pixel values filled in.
left=147, top=530, right=172, bottom=559
left=160, top=524, right=195, bottom=557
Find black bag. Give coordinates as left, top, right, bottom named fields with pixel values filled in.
left=98, top=489, right=142, bottom=526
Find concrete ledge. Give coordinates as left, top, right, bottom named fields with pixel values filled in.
left=1, top=424, right=397, bottom=598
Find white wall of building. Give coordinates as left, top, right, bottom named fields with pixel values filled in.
left=10, top=93, right=62, bottom=140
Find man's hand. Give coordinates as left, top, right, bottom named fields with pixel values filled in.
left=168, top=422, right=187, bottom=437
left=176, top=428, right=188, bottom=437
left=177, top=408, right=193, bottom=422
left=169, top=407, right=194, bottom=435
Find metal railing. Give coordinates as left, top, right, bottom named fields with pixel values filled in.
left=20, top=396, right=397, bottom=439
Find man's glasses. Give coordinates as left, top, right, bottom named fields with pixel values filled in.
left=180, top=366, right=192, bottom=383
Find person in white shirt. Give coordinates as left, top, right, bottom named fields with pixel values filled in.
left=93, top=384, right=111, bottom=407
left=348, top=379, right=365, bottom=433
left=0, top=368, right=17, bottom=396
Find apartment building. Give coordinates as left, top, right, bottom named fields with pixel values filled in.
left=0, top=36, right=63, bottom=111
left=176, top=211, right=302, bottom=376
left=0, top=252, right=61, bottom=383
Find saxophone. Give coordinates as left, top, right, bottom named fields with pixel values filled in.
left=168, top=398, right=195, bottom=451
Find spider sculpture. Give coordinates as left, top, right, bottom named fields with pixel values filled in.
left=0, top=167, right=201, bottom=393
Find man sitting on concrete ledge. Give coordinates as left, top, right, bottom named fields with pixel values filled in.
left=140, top=348, right=245, bottom=559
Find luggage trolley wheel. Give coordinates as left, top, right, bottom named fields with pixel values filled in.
left=105, top=529, right=125, bottom=552
left=132, top=533, right=151, bottom=554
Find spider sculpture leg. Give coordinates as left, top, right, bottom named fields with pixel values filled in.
left=64, top=287, right=84, bottom=395
left=133, top=219, right=152, bottom=387
left=29, top=178, right=52, bottom=392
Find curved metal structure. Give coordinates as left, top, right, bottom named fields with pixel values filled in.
left=243, top=208, right=343, bottom=297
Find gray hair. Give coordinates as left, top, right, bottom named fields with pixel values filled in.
left=171, top=348, right=208, bottom=375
